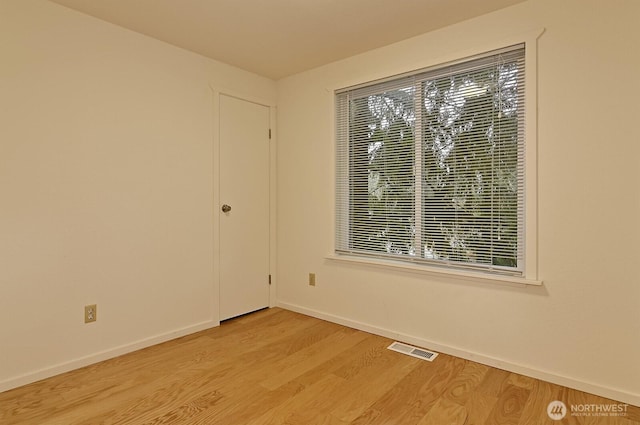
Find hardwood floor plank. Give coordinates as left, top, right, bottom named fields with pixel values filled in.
left=198, top=382, right=305, bottom=424
left=516, top=380, right=564, bottom=425
left=483, top=384, right=530, bottom=425
left=506, top=373, right=536, bottom=391
left=260, top=328, right=369, bottom=390
left=350, top=408, right=383, bottom=425
left=627, top=405, right=640, bottom=423
left=1, top=308, right=636, bottom=425
left=74, top=379, right=225, bottom=425
left=294, top=334, right=392, bottom=387
left=134, top=390, right=223, bottom=425
left=329, top=351, right=420, bottom=422
left=246, top=374, right=346, bottom=425
left=478, top=367, right=512, bottom=397
left=351, top=354, right=466, bottom=425
left=331, top=336, right=395, bottom=380
left=442, top=360, right=490, bottom=405
left=283, top=412, right=348, bottom=425
left=464, top=391, right=499, bottom=425
left=416, top=397, right=468, bottom=425
left=278, top=320, right=357, bottom=356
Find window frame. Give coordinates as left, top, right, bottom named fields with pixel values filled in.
left=328, top=31, right=542, bottom=286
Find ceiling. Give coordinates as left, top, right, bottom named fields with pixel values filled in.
left=48, top=0, right=526, bottom=80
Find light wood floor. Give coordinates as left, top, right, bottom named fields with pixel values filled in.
left=1, top=308, right=638, bottom=424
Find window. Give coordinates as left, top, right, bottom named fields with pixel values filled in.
left=335, top=44, right=526, bottom=277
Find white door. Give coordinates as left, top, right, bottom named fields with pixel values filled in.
left=219, top=94, right=270, bottom=320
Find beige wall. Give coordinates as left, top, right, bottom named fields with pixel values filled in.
left=276, top=0, right=640, bottom=405
left=0, top=0, right=276, bottom=390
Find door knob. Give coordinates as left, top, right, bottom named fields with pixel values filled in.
left=221, top=204, right=232, bottom=213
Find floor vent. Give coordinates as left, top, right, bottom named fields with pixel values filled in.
left=387, top=342, right=439, bottom=362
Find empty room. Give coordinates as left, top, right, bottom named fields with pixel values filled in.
left=1, top=0, right=639, bottom=423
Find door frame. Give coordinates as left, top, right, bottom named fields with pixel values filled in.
left=210, top=88, right=277, bottom=324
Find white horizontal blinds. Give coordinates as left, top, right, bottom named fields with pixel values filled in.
left=335, top=94, right=350, bottom=251
left=336, top=44, right=525, bottom=275
left=336, top=76, right=419, bottom=259
left=421, top=46, right=525, bottom=274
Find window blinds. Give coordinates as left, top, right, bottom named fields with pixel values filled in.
left=335, top=44, right=526, bottom=276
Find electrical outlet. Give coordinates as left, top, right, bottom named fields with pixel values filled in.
left=309, top=273, right=316, bottom=286
left=84, top=304, right=97, bottom=323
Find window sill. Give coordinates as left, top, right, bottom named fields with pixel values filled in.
left=325, top=254, right=543, bottom=287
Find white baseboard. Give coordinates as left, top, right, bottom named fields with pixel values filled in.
left=277, top=301, right=640, bottom=407
left=0, top=320, right=219, bottom=394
